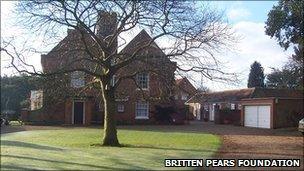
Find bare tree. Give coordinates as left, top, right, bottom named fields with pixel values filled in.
left=1, top=1, right=236, bottom=146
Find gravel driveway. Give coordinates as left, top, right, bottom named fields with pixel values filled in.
left=191, top=122, right=303, bottom=171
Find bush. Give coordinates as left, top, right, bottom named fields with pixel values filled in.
left=154, top=105, right=176, bottom=124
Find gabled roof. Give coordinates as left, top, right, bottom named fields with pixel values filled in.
left=119, top=29, right=165, bottom=56
left=46, top=29, right=92, bottom=56
left=187, top=88, right=303, bottom=104
left=175, top=77, right=197, bottom=95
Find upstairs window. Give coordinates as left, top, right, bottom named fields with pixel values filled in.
left=136, top=73, right=149, bottom=89
left=181, top=92, right=189, bottom=100
left=71, top=71, right=85, bottom=88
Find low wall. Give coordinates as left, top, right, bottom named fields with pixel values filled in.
left=215, top=108, right=241, bottom=125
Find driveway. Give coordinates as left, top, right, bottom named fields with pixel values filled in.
left=1, top=122, right=303, bottom=170
left=188, top=121, right=303, bottom=170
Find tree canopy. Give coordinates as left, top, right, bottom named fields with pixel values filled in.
left=266, top=45, right=303, bottom=89
left=1, top=75, right=39, bottom=114
left=247, top=61, right=265, bottom=88
left=265, top=0, right=303, bottom=50
left=265, top=0, right=303, bottom=90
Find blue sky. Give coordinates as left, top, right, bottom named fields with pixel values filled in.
left=211, top=1, right=277, bottom=23
left=1, top=1, right=292, bottom=91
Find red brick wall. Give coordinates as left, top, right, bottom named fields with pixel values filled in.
left=274, top=98, right=303, bottom=128
left=40, top=29, right=176, bottom=125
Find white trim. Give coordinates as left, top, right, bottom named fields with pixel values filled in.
left=117, top=104, right=125, bottom=112
left=72, top=100, right=85, bottom=124
left=115, top=97, right=129, bottom=102
left=135, top=101, right=149, bottom=119
left=136, top=72, right=149, bottom=90
left=135, top=116, right=149, bottom=120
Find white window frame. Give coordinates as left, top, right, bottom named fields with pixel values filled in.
left=181, top=92, right=188, bottom=100
left=231, top=103, right=236, bottom=110
left=117, top=104, right=125, bottom=113
left=238, top=104, right=242, bottom=110
left=71, top=71, right=85, bottom=88
left=135, top=101, right=149, bottom=119
left=98, top=102, right=103, bottom=111
left=136, top=73, right=149, bottom=90
left=111, top=75, right=117, bottom=87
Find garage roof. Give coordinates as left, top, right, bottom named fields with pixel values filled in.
left=187, top=88, right=303, bottom=104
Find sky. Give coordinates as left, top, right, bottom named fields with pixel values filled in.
left=0, top=1, right=293, bottom=91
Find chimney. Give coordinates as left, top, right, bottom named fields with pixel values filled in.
left=96, top=11, right=118, bottom=54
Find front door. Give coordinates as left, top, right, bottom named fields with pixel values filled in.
left=74, top=101, right=84, bottom=124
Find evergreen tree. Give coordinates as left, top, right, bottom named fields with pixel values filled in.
left=247, top=61, right=265, bottom=88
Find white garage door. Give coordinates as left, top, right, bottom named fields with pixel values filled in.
left=244, top=105, right=271, bottom=128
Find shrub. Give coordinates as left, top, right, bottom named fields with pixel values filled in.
left=154, top=105, right=176, bottom=124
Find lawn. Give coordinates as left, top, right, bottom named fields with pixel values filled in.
left=1, top=127, right=220, bottom=170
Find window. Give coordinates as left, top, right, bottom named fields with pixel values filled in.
left=181, top=92, right=188, bottom=100
left=98, top=102, right=103, bottom=111
left=135, top=101, right=149, bottom=119
left=238, top=104, right=242, bottom=110
left=111, top=75, right=117, bottom=87
left=204, top=105, right=209, bottom=111
left=117, top=104, right=124, bottom=112
left=136, top=73, right=149, bottom=89
left=230, top=103, right=235, bottom=110
left=71, top=71, right=85, bottom=88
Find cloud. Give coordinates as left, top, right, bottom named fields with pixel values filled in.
left=200, top=21, right=293, bottom=91
left=227, top=8, right=251, bottom=21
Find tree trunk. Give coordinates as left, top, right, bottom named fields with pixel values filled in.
left=101, top=88, right=120, bottom=146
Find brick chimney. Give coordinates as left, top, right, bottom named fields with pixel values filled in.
left=96, top=11, right=118, bottom=54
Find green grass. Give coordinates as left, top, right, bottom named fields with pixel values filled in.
left=1, top=127, right=220, bottom=170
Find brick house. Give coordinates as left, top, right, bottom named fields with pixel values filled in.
left=24, top=12, right=196, bottom=125
left=187, top=88, right=303, bottom=128
left=174, top=78, right=197, bottom=119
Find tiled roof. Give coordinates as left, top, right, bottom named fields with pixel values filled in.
left=251, top=88, right=303, bottom=99
left=175, top=77, right=197, bottom=95
left=119, top=29, right=165, bottom=56
left=187, top=88, right=303, bottom=103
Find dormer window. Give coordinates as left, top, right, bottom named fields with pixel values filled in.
left=136, top=72, right=149, bottom=89
left=71, top=71, right=85, bottom=88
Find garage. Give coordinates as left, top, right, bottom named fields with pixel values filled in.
left=244, top=105, right=271, bottom=128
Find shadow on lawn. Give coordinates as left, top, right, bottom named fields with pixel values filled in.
left=0, top=164, right=33, bottom=170
left=1, top=140, right=63, bottom=151
left=123, top=144, right=217, bottom=153
left=91, top=143, right=217, bottom=153
left=1, top=154, right=143, bottom=170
